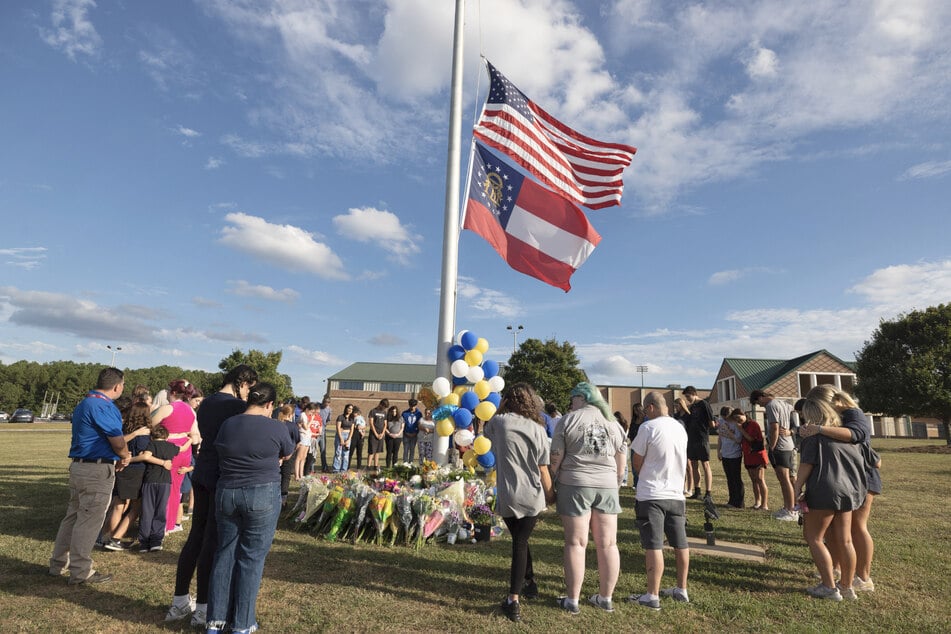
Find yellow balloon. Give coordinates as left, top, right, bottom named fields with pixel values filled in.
left=436, top=418, right=455, bottom=437
left=473, top=379, right=491, bottom=400
left=453, top=385, right=469, bottom=396
left=474, top=401, right=497, bottom=421
left=475, top=337, right=489, bottom=354
left=464, top=349, right=483, bottom=366
left=462, top=449, right=478, bottom=467
left=473, top=436, right=492, bottom=456
left=441, top=393, right=460, bottom=407
left=467, top=465, right=476, bottom=475
left=486, top=469, right=497, bottom=486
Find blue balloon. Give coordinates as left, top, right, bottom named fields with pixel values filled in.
left=460, top=391, right=480, bottom=412
left=432, top=405, right=458, bottom=421
left=460, top=331, right=479, bottom=350
left=482, top=359, right=500, bottom=378
left=485, top=392, right=501, bottom=407
left=453, top=407, right=473, bottom=429
left=452, top=375, right=468, bottom=386
left=448, top=344, right=466, bottom=362
left=477, top=451, right=496, bottom=468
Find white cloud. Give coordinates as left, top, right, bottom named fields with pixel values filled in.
left=205, top=157, right=225, bottom=170
left=369, top=333, right=406, bottom=346
left=285, top=344, right=345, bottom=367
left=192, top=296, right=222, bottom=308
left=898, top=159, right=951, bottom=180
left=218, top=212, right=349, bottom=280
left=847, top=260, right=951, bottom=310
left=708, top=267, right=779, bottom=286
left=745, top=44, right=779, bottom=79
left=456, top=277, right=522, bottom=319
left=1, top=247, right=47, bottom=270
left=40, top=0, right=102, bottom=61
left=227, top=280, right=300, bottom=304
left=332, top=207, right=421, bottom=265
left=176, top=125, right=201, bottom=138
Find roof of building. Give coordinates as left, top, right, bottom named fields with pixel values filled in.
left=327, top=362, right=437, bottom=384
left=723, top=349, right=856, bottom=391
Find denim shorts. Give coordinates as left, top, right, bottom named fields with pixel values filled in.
left=556, top=483, right=621, bottom=516
left=635, top=499, right=688, bottom=550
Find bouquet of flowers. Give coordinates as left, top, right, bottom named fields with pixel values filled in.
left=296, top=478, right=330, bottom=526
left=325, top=491, right=355, bottom=541
left=395, top=491, right=416, bottom=545
left=468, top=503, right=494, bottom=526
left=347, top=483, right=377, bottom=543
left=368, top=491, right=395, bottom=546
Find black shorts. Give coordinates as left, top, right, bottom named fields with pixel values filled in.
left=635, top=499, right=688, bottom=550
left=769, top=450, right=794, bottom=469
left=115, top=466, right=145, bottom=500
left=687, top=438, right=710, bottom=462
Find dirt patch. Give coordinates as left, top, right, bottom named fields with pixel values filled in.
left=895, top=445, right=951, bottom=454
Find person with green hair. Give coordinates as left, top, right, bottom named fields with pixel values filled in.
left=549, top=382, right=628, bottom=615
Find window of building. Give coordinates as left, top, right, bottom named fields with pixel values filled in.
left=380, top=382, right=406, bottom=392
left=797, top=372, right=857, bottom=396
left=338, top=380, right=364, bottom=391
left=716, top=376, right=736, bottom=402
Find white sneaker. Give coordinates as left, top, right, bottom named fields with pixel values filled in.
left=774, top=508, right=799, bottom=521
left=191, top=604, right=207, bottom=627
left=164, top=595, right=195, bottom=622
left=660, top=587, right=690, bottom=602
left=837, top=585, right=858, bottom=600
left=853, top=577, right=875, bottom=592
left=807, top=583, right=842, bottom=601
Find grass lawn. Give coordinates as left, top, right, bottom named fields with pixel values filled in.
left=0, top=430, right=949, bottom=633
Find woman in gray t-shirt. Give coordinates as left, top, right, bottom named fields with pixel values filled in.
left=484, top=383, right=554, bottom=622
left=549, top=382, right=627, bottom=614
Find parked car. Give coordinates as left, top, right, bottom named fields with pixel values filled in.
left=11, top=409, right=35, bottom=423
left=51, top=412, right=68, bottom=421
left=0, top=411, right=9, bottom=422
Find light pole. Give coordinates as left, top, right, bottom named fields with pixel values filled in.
left=506, top=324, right=524, bottom=354
left=107, top=345, right=122, bottom=367
left=636, top=365, right=649, bottom=389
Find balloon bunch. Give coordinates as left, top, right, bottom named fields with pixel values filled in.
left=431, top=330, right=504, bottom=472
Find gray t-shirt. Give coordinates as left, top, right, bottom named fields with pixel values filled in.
left=550, top=404, right=626, bottom=488
left=801, top=433, right=867, bottom=511
left=484, top=413, right=550, bottom=519
left=765, top=398, right=796, bottom=452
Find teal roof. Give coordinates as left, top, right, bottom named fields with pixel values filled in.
left=328, top=362, right=437, bottom=384
left=724, top=349, right=855, bottom=391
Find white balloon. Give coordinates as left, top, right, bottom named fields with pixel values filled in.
left=432, top=377, right=452, bottom=398
left=450, top=359, right=469, bottom=378
left=455, top=329, right=469, bottom=345
left=453, top=429, right=475, bottom=447
left=488, top=375, right=505, bottom=392
left=465, top=365, right=485, bottom=383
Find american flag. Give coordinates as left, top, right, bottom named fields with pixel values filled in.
left=473, top=60, right=637, bottom=210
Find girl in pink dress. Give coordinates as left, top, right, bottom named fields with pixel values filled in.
left=152, top=379, right=201, bottom=532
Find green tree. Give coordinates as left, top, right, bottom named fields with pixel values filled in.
left=503, top=338, right=587, bottom=411
left=218, top=349, right=293, bottom=404
left=855, top=303, right=951, bottom=445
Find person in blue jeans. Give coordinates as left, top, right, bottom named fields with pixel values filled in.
left=206, top=383, right=295, bottom=634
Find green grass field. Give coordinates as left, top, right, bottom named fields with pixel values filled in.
left=0, top=429, right=949, bottom=633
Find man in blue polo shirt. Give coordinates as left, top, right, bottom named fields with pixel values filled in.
left=50, top=367, right=131, bottom=585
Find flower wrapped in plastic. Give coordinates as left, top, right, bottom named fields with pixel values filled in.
left=395, top=490, right=416, bottom=545
left=412, top=494, right=435, bottom=549
left=325, top=490, right=356, bottom=541
left=348, top=483, right=377, bottom=544
left=297, top=477, right=330, bottom=526
left=368, top=491, right=395, bottom=546
left=312, top=484, right=345, bottom=535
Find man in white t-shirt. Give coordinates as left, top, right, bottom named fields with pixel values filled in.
left=627, top=392, right=690, bottom=610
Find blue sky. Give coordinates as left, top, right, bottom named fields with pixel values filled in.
left=2, top=0, right=950, bottom=396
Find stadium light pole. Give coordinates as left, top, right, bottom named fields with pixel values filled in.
left=506, top=324, right=524, bottom=354
left=107, top=345, right=122, bottom=367
left=636, top=365, right=649, bottom=389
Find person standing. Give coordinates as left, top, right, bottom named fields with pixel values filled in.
left=384, top=405, right=404, bottom=468
left=401, top=399, right=422, bottom=464
left=332, top=404, right=355, bottom=473
left=152, top=379, right=201, bottom=533
left=367, top=399, right=389, bottom=470
left=206, top=383, right=295, bottom=634
left=549, top=382, right=627, bottom=615
left=316, top=397, right=332, bottom=473
left=627, top=391, right=690, bottom=610
left=348, top=406, right=367, bottom=469
left=683, top=386, right=715, bottom=501
left=716, top=406, right=745, bottom=508
left=166, top=364, right=257, bottom=626
left=750, top=390, right=798, bottom=521
left=50, top=367, right=131, bottom=585
left=418, top=408, right=436, bottom=463
left=484, top=383, right=554, bottom=623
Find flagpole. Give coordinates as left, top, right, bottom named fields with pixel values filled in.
left=435, top=0, right=466, bottom=383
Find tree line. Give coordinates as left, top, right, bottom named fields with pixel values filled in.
left=0, top=348, right=294, bottom=415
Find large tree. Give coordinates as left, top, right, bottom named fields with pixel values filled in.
left=855, top=303, right=951, bottom=445
left=218, top=348, right=293, bottom=404
left=503, top=338, right=587, bottom=412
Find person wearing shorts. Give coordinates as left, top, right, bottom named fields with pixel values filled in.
left=751, top=390, right=798, bottom=521
left=683, top=386, right=715, bottom=501
left=628, top=391, right=690, bottom=610
left=549, top=382, right=627, bottom=615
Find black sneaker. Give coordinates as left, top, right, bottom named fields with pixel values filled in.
left=688, top=489, right=702, bottom=500
left=501, top=599, right=521, bottom=622
left=521, top=579, right=539, bottom=599
left=103, top=539, right=125, bottom=552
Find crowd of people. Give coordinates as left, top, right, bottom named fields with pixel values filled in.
left=49, top=367, right=880, bottom=629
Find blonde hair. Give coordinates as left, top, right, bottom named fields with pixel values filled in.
left=802, top=399, right=841, bottom=427
left=278, top=404, right=294, bottom=421
left=806, top=385, right=859, bottom=410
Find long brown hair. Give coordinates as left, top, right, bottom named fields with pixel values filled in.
left=497, top=383, right=543, bottom=425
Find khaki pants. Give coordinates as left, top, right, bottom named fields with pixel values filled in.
left=50, top=462, right=115, bottom=580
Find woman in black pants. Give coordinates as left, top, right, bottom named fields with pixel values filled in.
left=384, top=405, right=403, bottom=468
